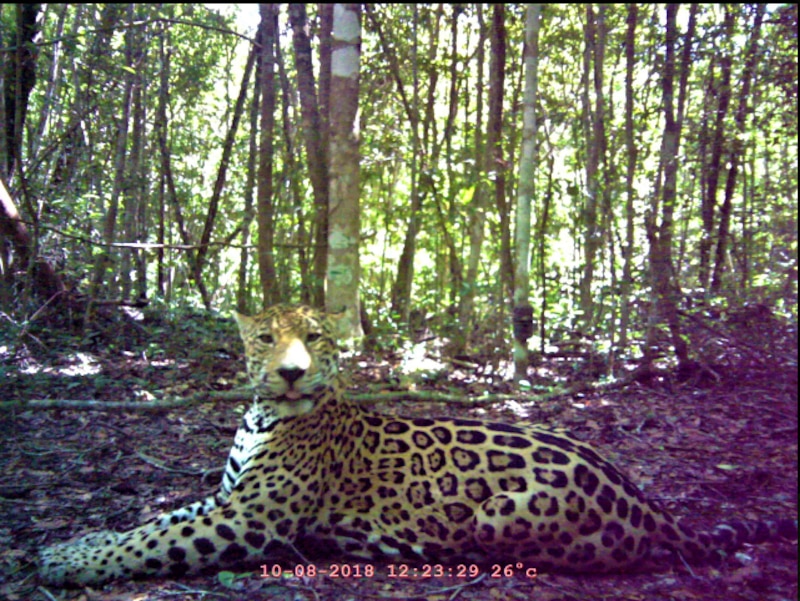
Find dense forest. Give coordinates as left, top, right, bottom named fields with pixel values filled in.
left=0, top=3, right=795, bottom=364
left=0, top=4, right=797, bottom=601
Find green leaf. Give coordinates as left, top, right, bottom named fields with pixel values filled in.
left=217, top=570, right=247, bottom=588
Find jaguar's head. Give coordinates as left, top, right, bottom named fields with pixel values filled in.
left=233, top=305, right=343, bottom=417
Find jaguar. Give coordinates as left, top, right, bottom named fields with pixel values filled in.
left=39, top=304, right=797, bottom=586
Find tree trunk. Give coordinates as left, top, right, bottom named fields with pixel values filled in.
left=327, top=4, right=363, bottom=345
left=90, top=5, right=135, bottom=299
left=237, top=27, right=262, bottom=313
left=3, top=4, right=40, bottom=178
left=275, top=25, right=311, bottom=304
left=618, top=3, right=638, bottom=353
left=0, top=178, right=64, bottom=300
left=0, top=4, right=6, bottom=182
left=256, top=4, right=278, bottom=306
left=120, top=21, right=145, bottom=301
left=155, top=26, right=169, bottom=298
left=579, top=5, right=605, bottom=333
left=489, top=5, right=512, bottom=307
left=645, top=4, right=697, bottom=371
left=444, top=6, right=464, bottom=311
left=194, top=41, right=256, bottom=308
left=711, top=5, right=764, bottom=293
left=537, top=155, right=554, bottom=351
left=389, top=6, right=421, bottom=325
left=456, top=5, right=488, bottom=353
left=289, top=4, right=329, bottom=307
left=29, top=4, right=68, bottom=164
left=513, top=4, right=541, bottom=382
left=365, top=6, right=443, bottom=325
left=318, top=3, right=333, bottom=186
left=698, top=9, right=734, bottom=291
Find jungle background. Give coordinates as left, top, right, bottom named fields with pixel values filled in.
left=0, top=4, right=797, bottom=601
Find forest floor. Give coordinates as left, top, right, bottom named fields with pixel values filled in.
left=0, top=305, right=797, bottom=601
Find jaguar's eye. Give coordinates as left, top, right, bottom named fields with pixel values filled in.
left=306, top=332, right=322, bottom=343
left=258, top=333, right=274, bottom=344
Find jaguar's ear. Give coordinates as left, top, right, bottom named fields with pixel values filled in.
left=232, top=311, right=253, bottom=336
left=324, top=306, right=350, bottom=333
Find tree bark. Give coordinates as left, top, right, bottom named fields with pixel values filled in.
left=698, top=9, right=734, bottom=291
left=456, top=5, right=488, bottom=353
left=3, top=4, right=41, bottom=178
left=90, top=5, right=135, bottom=299
left=489, top=5, right=512, bottom=307
left=711, top=5, right=764, bottom=293
left=237, top=23, right=262, bottom=313
left=275, top=24, right=311, bottom=303
left=256, top=4, right=278, bottom=306
left=0, top=178, right=64, bottom=299
left=388, top=6, right=422, bottom=325
left=289, top=4, right=329, bottom=307
left=645, top=4, right=697, bottom=370
left=579, top=5, right=606, bottom=333
left=364, top=5, right=442, bottom=325
left=513, top=4, right=541, bottom=382
left=155, top=25, right=168, bottom=298
left=120, top=18, right=146, bottom=301
left=327, top=4, right=363, bottom=345
left=194, top=40, right=256, bottom=308
left=619, top=4, right=638, bottom=352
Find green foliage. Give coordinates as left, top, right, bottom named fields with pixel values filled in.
left=0, top=4, right=795, bottom=361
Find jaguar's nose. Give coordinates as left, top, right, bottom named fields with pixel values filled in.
left=278, top=367, right=306, bottom=384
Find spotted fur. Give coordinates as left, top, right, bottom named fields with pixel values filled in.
left=39, top=305, right=797, bottom=586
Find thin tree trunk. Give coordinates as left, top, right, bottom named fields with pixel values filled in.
left=153, top=23, right=208, bottom=304
left=194, top=42, right=256, bottom=308
left=237, top=30, right=262, bottom=313
left=90, top=5, right=135, bottom=299
left=327, top=3, right=363, bottom=344
left=579, top=5, right=605, bottom=333
left=289, top=4, right=329, bottom=307
left=489, top=5, right=512, bottom=307
left=275, top=24, right=310, bottom=304
left=0, top=4, right=6, bottom=181
left=318, top=3, right=333, bottom=187
left=537, top=155, right=554, bottom=352
left=698, top=9, right=734, bottom=291
left=456, top=5, right=488, bottom=353
left=155, top=25, right=169, bottom=298
left=365, top=5, right=440, bottom=325
left=645, top=4, right=697, bottom=371
left=513, top=4, right=541, bottom=382
left=30, top=4, right=68, bottom=160
left=256, top=4, right=277, bottom=306
left=444, top=5, right=463, bottom=310
left=711, top=5, right=764, bottom=293
left=121, top=21, right=145, bottom=300
left=388, top=5, right=423, bottom=324
left=618, top=3, right=638, bottom=353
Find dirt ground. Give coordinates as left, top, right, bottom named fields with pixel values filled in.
left=1, top=312, right=797, bottom=601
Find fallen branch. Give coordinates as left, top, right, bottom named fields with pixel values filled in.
left=0, top=383, right=605, bottom=412
left=0, top=389, right=251, bottom=412
left=0, top=379, right=631, bottom=412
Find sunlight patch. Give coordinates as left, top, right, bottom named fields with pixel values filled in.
left=20, top=352, right=101, bottom=376
left=498, top=399, right=529, bottom=418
